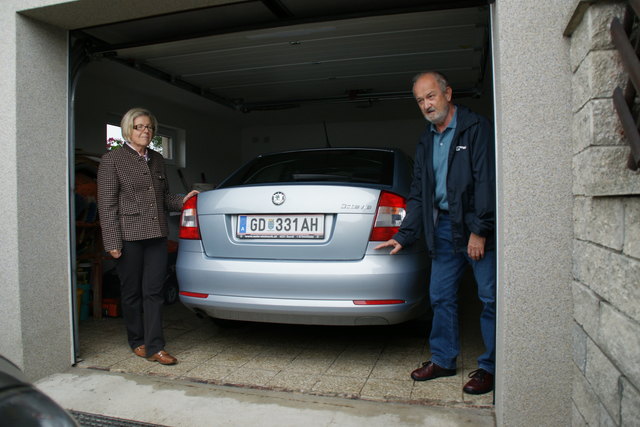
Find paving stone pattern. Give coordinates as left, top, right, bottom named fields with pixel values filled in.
left=76, top=293, right=493, bottom=409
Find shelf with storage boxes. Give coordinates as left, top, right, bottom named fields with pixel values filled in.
left=75, top=153, right=111, bottom=319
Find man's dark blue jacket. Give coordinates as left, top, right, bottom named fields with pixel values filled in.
left=393, top=105, right=496, bottom=256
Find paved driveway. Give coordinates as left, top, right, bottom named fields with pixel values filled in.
left=76, top=285, right=492, bottom=408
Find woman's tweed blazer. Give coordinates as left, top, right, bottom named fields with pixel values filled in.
left=97, top=144, right=184, bottom=252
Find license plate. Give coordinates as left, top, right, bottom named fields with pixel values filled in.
left=237, top=214, right=325, bottom=239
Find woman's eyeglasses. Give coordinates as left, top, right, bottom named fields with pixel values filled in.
left=133, top=124, right=155, bottom=132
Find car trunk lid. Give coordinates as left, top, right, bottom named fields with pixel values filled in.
left=196, top=185, right=381, bottom=261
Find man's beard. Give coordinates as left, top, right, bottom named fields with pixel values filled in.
left=423, top=105, right=449, bottom=125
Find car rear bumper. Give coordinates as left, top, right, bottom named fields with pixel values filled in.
left=180, top=294, right=426, bottom=325
left=176, top=244, right=430, bottom=326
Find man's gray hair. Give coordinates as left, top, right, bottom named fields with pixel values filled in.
left=412, top=71, right=450, bottom=92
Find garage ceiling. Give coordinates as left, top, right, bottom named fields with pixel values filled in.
left=72, top=0, right=491, bottom=112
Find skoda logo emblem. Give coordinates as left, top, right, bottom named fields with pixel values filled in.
left=272, top=192, right=286, bottom=205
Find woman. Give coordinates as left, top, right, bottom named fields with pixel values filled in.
left=97, top=107, right=198, bottom=365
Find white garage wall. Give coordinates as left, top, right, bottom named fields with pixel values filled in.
left=73, top=61, right=243, bottom=193
left=76, top=59, right=495, bottom=181
left=236, top=66, right=495, bottom=162
left=239, top=118, right=424, bottom=161
left=239, top=97, right=494, bottom=163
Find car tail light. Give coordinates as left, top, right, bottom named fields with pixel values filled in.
left=369, top=191, right=406, bottom=241
left=179, top=195, right=201, bottom=240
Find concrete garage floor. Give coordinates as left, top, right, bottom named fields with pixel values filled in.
left=75, top=282, right=493, bottom=410
left=38, top=368, right=495, bottom=426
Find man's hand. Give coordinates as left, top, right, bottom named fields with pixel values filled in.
left=374, top=239, right=404, bottom=255
left=467, top=233, right=486, bottom=261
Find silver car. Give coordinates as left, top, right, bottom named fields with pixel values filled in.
left=177, top=147, right=430, bottom=326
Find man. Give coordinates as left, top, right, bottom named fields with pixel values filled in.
left=375, top=71, right=496, bottom=395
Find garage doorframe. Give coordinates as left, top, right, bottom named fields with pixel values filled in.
left=51, top=1, right=575, bottom=426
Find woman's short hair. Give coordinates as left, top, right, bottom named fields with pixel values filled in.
left=120, top=107, right=158, bottom=142
left=412, top=71, right=450, bottom=92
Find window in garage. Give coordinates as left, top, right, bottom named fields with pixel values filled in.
left=67, top=0, right=495, bottom=408
left=106, top=122, right=181, bottom=165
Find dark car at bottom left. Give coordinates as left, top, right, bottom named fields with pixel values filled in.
left=0, top=355, right=78, bottom=426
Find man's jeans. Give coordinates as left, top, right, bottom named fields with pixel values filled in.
left=429, top=213, right=496, bottom=374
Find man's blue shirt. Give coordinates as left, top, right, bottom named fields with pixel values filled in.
left=431, top=108, right=457, bottom=211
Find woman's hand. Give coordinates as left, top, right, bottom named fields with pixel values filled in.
left=183, top=190, right=200, bottom=204
left=109, top=249, right=122, bottom=259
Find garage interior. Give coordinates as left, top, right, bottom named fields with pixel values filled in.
left=70, top=0, right=494, bottom=408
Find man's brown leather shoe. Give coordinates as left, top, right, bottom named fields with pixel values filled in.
left=463, top=369, right=494, bottom=394
left=411, top=361, right=456, bottom=381
left=147, top=350, right=177, bottom=365
left=133, top=345, right=146, bottom=358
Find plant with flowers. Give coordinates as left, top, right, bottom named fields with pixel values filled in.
left=106, top=136, right=164, bottom=155
left=107, top=137, right=125, bottom=150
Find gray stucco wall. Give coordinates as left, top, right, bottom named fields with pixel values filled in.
left=492, top=1, right=575, bottom=425
left=0, top=1, right=23, bottom=375
left=0, top=1, right=72, bottom=380
left=17, top=14, right=72, bottom=379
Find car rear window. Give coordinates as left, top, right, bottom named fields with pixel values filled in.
left=221, top=149, right=395, bottom=187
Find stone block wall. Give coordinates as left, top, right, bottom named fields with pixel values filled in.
left=569, top=1, right=640, bottom=425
